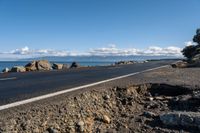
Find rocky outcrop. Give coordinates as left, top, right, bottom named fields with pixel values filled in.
left=25, top=60, right=52, bottom=71
left=10, top=66, right=26, bottom=72
left=52, top=63, right=63, bottom=70
left=3, top=60, right=83, bottom=73
left=115, top=60, right=135, bottom=65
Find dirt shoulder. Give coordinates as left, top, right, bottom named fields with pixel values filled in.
left=0, top=66, right=200, bottom=133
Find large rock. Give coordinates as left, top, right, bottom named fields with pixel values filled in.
left=36, top=60, right=52, bottom=71
left=2, top=68, right=9, bottom=73
left=62, top=64, right=70, bottom=69
left=171, top=61, right=189, bottom=68
left=70, top=62, right=80, bottom=68
left=52, top=63, right=63, bottom=70
left=160, top=111, right=200, bottom=129
left=25, top=60, right=52, bottom=71
left=115, top=61, right=135, bottom=65
left=10, top=66, right=26, bottom=72
left=25, top=61, right=37, bottom=71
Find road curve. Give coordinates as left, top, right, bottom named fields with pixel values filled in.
left=0, top=60, right=175, bottom=106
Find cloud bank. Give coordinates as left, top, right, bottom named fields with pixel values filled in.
left=89, top=45, right=182, bottom=56
left=0, top=44, right=183, bottom=60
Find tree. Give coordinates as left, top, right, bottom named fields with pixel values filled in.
left=182, top=29, right=200, bottom=59
left=193, top=29, right=200, bottom=44
left=182, top=45, right=197, bottom=59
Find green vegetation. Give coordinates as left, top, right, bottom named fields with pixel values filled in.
left=182, top=29, right=200, bottom=62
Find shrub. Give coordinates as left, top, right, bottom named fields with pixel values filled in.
left=182, top=45, right=197, bottom=58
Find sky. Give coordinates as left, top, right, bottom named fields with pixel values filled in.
left=0, top=0, right=199, bottom=59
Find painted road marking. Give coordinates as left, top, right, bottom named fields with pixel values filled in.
left=0, top=77, right=17, bottom=81
left=0, top=65, right=168, bottom=111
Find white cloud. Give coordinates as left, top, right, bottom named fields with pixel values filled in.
left=185, top=41, right=197, bottom=46
left=0, top=44, right=183, bottom=60
left=10, top=46, right=31, bottom=55
left=89, top=45, right=182, bottom=56
left=4, top=46, right=69, bottom=57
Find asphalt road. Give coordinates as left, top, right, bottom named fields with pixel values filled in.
left=0, top=60, right=176, bottom=105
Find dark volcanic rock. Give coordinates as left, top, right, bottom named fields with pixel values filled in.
left=70, top=62, right=80, bottom=68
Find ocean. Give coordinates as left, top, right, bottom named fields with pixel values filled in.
left=0, top=56, right=182, bottom=71
left=0, top=61, right=114, bottom=71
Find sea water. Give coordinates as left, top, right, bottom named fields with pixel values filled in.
left=0, top=61, right=114, bottom=71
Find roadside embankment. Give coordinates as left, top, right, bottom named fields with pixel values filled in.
left=0, top=66, right=200, bottom=133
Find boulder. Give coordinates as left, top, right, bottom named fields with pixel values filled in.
left=160, top=111, right=200, bottom=129
left=171, top=61, right=189, bottom=68
left=2, top=68, right=9, bottom=73
left=52, top=63, right=63, bottom=70
left=36, top=60, right=52, bottom=71
left=62, top=64, right=70, bottom=69
left=115, top=61, right=135, bottom=65
left=25, top=61, right=37, bottom=71
left=10, top=66, right=26, bottom=72
left=70, top=62, right=80, bottom=68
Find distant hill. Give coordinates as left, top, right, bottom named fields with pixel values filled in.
left=19, top=55, right=182, bottom=62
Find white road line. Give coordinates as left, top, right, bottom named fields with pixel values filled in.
left=0, top=77, right=17, bottom=81
left=0, top=65, right=168, bottom=111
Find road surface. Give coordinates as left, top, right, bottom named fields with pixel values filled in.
left=0, top=60, right=175, bottom=106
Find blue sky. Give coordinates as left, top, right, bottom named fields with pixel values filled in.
left=0, top=0, right=199, bottom=58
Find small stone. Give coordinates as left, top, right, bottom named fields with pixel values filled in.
left=148, top=97, right=154, bottom=101
left=33, top=127, right=40, bottom=133
left=77, top=120, right=84, bottom=132
left=54, top=124, right=60, bottom=130
left=103, top=115, right=111, bottom=124
left=103, top=95, right=110, bottom=100
left=47, top=127, right=59, bottom=133
left=143, top=111, right=156, bottom=118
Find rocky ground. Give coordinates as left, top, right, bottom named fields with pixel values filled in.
left=0, top=66, right=200, bottom=133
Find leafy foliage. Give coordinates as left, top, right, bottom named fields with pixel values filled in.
left=182, top=45, right=197, bottom=58
left=182, top=29, right=200, bottom=59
